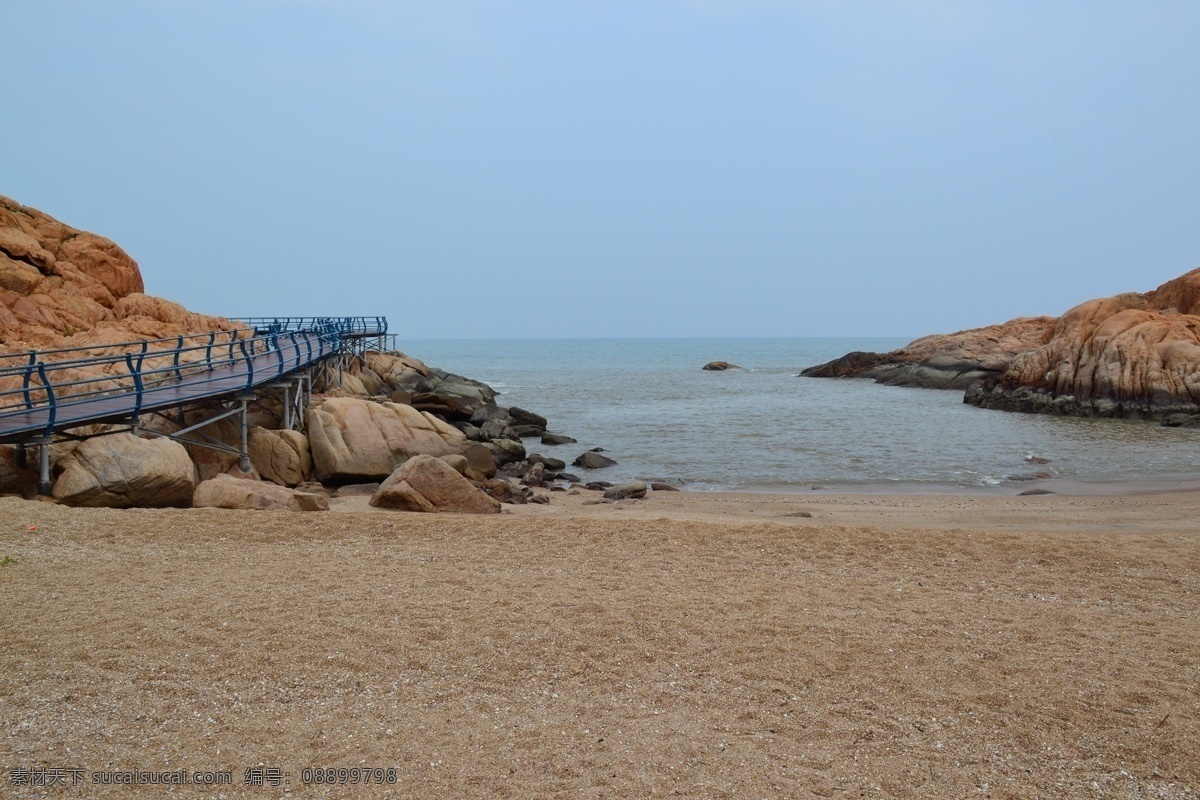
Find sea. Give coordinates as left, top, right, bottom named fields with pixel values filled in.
left=404, top=338, right=1200, bottom=494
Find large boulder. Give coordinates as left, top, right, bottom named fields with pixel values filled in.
left=248, top=427, right=312, bottom=487
left=306, top=397, right=468, bottom=482
left=51, top=433, right=196, bottom=508
left=193, top=473, right=329, bottom=511
left=369, top=454, right=501, bottom=514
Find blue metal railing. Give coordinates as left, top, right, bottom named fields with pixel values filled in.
left=234, top=316, right=387, bottom=338
left=0, top=320, right=350, bottom=443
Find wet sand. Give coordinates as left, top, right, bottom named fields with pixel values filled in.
left=1, top=489, right=1198, bottom=798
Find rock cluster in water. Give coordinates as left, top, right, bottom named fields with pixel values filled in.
left=803, top=267, right=1200, bottom=421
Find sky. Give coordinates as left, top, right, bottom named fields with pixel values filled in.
left=3, top=1, right=1198, bottom=339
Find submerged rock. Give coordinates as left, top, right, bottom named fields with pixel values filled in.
left=574, top=451, right=617, bottom=469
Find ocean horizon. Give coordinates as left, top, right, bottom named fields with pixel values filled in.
left=400, top=337, right=1200, bottom=494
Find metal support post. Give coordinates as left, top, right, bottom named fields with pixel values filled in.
left=239, top=395, right=252, bottom=473
left=34, top=436, right=52, bottom=495
left=282, top=383, right=292, bottom=431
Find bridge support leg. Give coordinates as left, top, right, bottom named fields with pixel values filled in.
left=282, top=383, right=292, bottom=431
left=35, top=437, right=52, bottom=496
left=239, top=395, right=252, bottom=473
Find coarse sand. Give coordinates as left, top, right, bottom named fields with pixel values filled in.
left=1, top=488, right=1198, bottom=799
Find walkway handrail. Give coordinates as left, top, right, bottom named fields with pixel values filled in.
left=0, top=320, right=349, bottom=442
left=234, top=316, right=388, bottom=338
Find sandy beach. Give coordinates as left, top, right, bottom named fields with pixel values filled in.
left=2, top=489, right=1197, bottom=799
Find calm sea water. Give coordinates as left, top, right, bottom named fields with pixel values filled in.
left=403, top=338, right=1200, bottom=493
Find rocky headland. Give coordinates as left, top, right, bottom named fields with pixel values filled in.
left=803, top=267, right=1200, bottom=422
left=0, top=195, right=618, bottom=510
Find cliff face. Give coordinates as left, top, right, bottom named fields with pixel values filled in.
left=966, top=268, right=1200, bottom=418
left=804, top=267, right=1200, bottom=420
left=0, top=194, right=233, bottom=352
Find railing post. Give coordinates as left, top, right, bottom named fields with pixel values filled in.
left=21, top=351, right=36, bottom=409
left=173, top=335, right=184, bottom=382
left=125, top=353, right=144, bottom=425
left=272, top=334, right=284, bottom=379
left=240, top=340, right=254, bottom=392
left=205, top=332, right=216, bottom=371
left=288, top=332, right=301, bottom=372
left=37, top=363, right=56, bottom=436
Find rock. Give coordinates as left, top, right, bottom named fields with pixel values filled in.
left=508, top=407, right=547, bottom=430
left=51, top=433, right=195, bottom=508
left=528, top=494, right=551, bottom=505
left=411, top=392, right=479, bottom=421
left=306, top=397, right=467, bottom=482
left=335, top=482, right=381, bottom=497
left=1005, top=471, right=1052, bottom=482
left=604, top=480, right=647, bottom=500
left=438, top=454, right=470, bottom=475
left=802, top=317, right=1057, bottom=390
left=528, top=453, right=567, bottom=471
left=0, top=445, right=35, bottom=497
left=540, top=432, right=577, bottom=446
left=484, top=438, right=526, bottom=466
left=357, top=352, right=496, bottom=405
left=703, top=361, right=740, bottom=371
left=585, top=481, right=613, bottom=491
left=520, top=462, right=547, bottom=487
left=456, top=422, right=484, bottom=441
left=574, top=451, right=617, bottom=469
left=651, top=482, right=680, bottom=492
left=1018, top=489, right=1056, bottom=496
left=470, top=404, right=512, bottom=426
left=370, top=454, right=501, bottom=514
left=582, top=499, right=609, bottom=506
left=1025, top=455, right=1052, bottom=464
left=388, top=388, right=414, bottom=405
left=479, top=419, right=514, bottom=441
left=194, top=474, right=329, bottom=511
left=1162, top=414, right=1200, bottom=428
left=459, top=443, right=497, bottom=479
left=248, top=427, right=312, bottom=487
left=478, top=478, right=528, bottom=504
left=558, top=472, right=581, bottom=483
left=510, top=424, right=545, bottom=439
left=0, top=253, right=44, bottom=295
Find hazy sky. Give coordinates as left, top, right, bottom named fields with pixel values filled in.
left=4, top=1, right=1198, bottom=339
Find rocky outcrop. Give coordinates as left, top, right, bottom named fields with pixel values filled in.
left=703, top=361, right=740, bottom=371
left=0, top=195, right=235, bottom=350
left=966, top=269, right=1200, bottom=418
left=193, top=473, right=329, bottom=511
left=805, top=266, right=1200, bottom=420
left=369, top=454, right=501, bottom=513
left=306, top=397, right=468, bottom=482
left=802, top=317, right=1057, bottom=390
left=51, top=434, right=196, bottom=508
